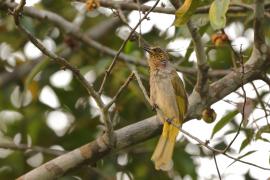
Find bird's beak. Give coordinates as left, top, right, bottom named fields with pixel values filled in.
left=143, top=46, right=152, bottom=54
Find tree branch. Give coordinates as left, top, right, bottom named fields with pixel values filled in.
left=0, top=142, right=65, bottom=156
left=0, top=1, right=230, bottom=79
left=3, top=0, right=270, bottom=179
left=213, top=152, right=222, bottom=180
left=105, top=72, right=134, bottom=109
left=254, top=0, right=265, bottom=49
left=187, top=21, right=209, bottom=97
left=17, top=116, right=161, bottom=180
left=98, top=0, right=160, bottom=94
left=11, top=0, right=115, bottom=146
left=73, top=0, right=270, bottom=17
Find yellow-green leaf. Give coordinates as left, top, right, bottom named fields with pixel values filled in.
left=174, top=0, right=200, bottom=26
left=211, top=110, right=238, bottom=138
left=209, top=0, right=230, bottom=30
left=227, top=150, right=256, bottom=168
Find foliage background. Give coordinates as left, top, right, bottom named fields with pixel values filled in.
left=0, top=0, right=270, bottom=179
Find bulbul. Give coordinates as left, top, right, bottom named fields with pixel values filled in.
left=144, top=46, right=188, bottom=171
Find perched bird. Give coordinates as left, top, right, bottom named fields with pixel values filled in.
left=144, top=46, right=188, bottom=171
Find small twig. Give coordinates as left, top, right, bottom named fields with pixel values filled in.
left=105, top=72, right=134, bottom=109
left=260, top=74, right=270, bottom=91
left=213, top=152, right=222, bottom=180
left=250, top=82, right=270, bottom=125
left=133, top=69, right=151, bottom=105
left=0, top=142, right=66, bottom=156
left=98, top=0, right=160, bottom=95
left=163, top=117, right=270, bottom=171
left=135, top=0, right=142, bottom=47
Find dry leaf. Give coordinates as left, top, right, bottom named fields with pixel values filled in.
left=236, top=98, right=255, bottom=127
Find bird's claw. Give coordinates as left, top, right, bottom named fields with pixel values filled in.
left=151, top=104, right=158, bottom=111
left=166, top=118, right=172, bottom=124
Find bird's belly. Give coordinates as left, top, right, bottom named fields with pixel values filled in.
left=153, top=79, right=179, bottom=119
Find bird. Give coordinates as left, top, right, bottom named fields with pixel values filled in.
left=144, top=46, right=188, bottom=171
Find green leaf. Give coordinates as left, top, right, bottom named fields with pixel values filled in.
left=227, top=150, right=257, bottom=168
left=209, top=0, right=230, bottom=30
left=239, top=138, right=251, bottom=152
left=211, top=110, right=238, bottom=138
left=255, top=125, right=270, bottom=140
left=174, top=0, right=201, bottom=26
left=24, top=59, right=50, bottom=89
left=239, top=129, right=254, bottom=152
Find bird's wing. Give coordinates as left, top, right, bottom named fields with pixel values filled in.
left=170, top=70, right=188, bottom=120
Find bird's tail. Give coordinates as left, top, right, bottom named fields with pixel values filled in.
left=151, top=120, right=179, bottom=171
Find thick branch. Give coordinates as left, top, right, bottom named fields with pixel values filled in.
left=187, top=21, right=209, bottom=97
left=18, top=44, right=270, bottom=179
left=4, top=0, right=270, bottom=179
left=254, top=0, right=265, bottom=48
left=17, top=116, right=161, bottom=179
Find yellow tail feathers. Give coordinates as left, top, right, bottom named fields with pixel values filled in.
left=151, top=121, right=179, bottom=171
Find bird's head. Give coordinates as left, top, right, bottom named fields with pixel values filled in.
left=143, top=46, right=169, bottom=70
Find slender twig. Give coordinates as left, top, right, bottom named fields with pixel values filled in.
left=98, top=0, right=160, bottom=94
left=105, top=72, right=134, bottom=109
left=260, top=74, right=270, bottom=91
left=0, top=142, right=66, bottom=156
left=162, top=116, right=270, bottom=171
left=213, top=152, right=222, bottom=180
left=135, top=0, right=142, bottom=47
left=250, top=82, right=270, bottom=125
left=133, top=69, right=151, bottom=105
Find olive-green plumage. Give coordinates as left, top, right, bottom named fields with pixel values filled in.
left=144, top=46, right=188, bottom=171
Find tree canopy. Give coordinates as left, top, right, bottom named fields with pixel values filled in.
left=0, top=0, right=270, bottom=179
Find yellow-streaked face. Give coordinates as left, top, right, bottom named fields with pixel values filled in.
left=144, top=47, right=169, bottom=62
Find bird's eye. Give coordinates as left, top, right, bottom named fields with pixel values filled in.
left=160, top=60, right=166, bottom=65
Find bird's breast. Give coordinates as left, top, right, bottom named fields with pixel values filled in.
left=150, top=72, right=179, bottom=119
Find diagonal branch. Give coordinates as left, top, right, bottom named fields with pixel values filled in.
left=7, top=0, right=270, bottom=179
left=105, top=72, right=134, bottom=109
left=11, top=0, right=115, bottom=145
left=213, top=152, right=222, bottom=180
left=98, top=0, right=160, bottom=94
left=17, top=116, right=161, bottom=180
left=12, top=0, right=103, bottom=110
